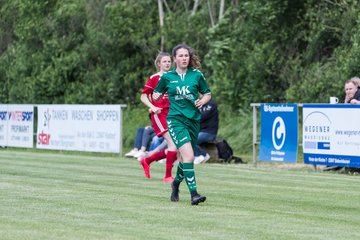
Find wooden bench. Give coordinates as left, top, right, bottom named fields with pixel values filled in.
left=199, top=138, right=244, bottom=164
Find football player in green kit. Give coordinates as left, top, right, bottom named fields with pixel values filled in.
left=153, top=44, right=211, bottom=205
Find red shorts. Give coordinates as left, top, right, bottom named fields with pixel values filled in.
left=151, top=109, right=169, bottom=137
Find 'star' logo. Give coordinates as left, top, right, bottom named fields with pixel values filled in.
left=38, top=130, right=51, bottom=145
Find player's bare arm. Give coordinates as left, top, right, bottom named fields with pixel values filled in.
left=195, top=94, right=211, bottom=109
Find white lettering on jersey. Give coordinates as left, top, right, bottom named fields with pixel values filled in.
left=176, top=86, right=190, bottom=95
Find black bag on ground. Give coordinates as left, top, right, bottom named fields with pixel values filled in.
left=215, top=138, right=244, bottom=163
left=231, top=156, right=244, bottom=164
left=216, top=139, right=233, bottom=162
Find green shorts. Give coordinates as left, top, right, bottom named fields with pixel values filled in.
left=166, top=115, right=200, bottom=150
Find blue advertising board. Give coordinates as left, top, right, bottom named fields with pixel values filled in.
left=259, top=104, right=298, bottom=163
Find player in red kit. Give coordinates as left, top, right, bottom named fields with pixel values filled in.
left=139, top=52, right=178, bottom=182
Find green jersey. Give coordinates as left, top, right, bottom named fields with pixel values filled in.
left=154, top=67, right=211, bottom=121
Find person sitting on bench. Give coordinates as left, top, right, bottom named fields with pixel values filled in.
left=194, top=98, right=219, bottom=164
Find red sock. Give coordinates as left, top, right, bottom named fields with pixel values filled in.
left=165, top=151, right=177, bottom=178
left=145, top=149, right=166, bottom=165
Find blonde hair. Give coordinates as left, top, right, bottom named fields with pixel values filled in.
left=350, top=76, right=360, bottom=87
left=345, top=77, right=360, bottom=89
left=154, top=52, right=171, bottom=71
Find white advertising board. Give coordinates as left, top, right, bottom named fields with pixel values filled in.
left=303, top=104, right=360, bottom=167
left=0, top=104, right=34, bottom=148
left=0, top=104, right=8, bottom=146
left=36, top=105, right=121, bottom=153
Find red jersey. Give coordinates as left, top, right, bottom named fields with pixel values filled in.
left=142, top=73, right=169, bottom=109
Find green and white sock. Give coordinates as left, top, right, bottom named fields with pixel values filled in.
left=183, top=162, right=197, bottom=193
left=174, top=162, right=184, bottom=183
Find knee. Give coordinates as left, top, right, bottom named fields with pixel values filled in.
left=182, top=155, right=195, bottom=163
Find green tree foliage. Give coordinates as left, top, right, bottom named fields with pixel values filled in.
left=205, top=1, right=308, bottom=109
left=2, top=0, right=360, bottom=154
left=1, top=0, right=360, bottom=106
left=0, top=0, right=160, bottom=104
left=286, top=0, right=360, bottom=103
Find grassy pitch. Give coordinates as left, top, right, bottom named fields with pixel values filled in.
left=1, top=149, right=359, bottom=240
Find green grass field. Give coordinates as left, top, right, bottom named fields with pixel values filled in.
left=1, top=149, right=359, bottom=240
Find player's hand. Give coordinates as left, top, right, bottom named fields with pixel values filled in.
left=194, top=99, right=204, bottom=109
left=153, top=92, right=162, bottom=101
left=151, top=107, right=162, bottom=114
left=350, top=99, right=360, bottom=104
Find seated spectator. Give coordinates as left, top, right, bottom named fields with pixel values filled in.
left=149, top=135, right=165, bottom=153
left=194, top=98, right=219, bottom=164
left=125, top=126, right=161, bottom=159
left=146, top=139, right=168, bottom=160
left=344, top=77, right=360, bottom=104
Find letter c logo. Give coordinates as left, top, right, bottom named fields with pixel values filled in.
left=272, top=116, right=285, bottom=150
